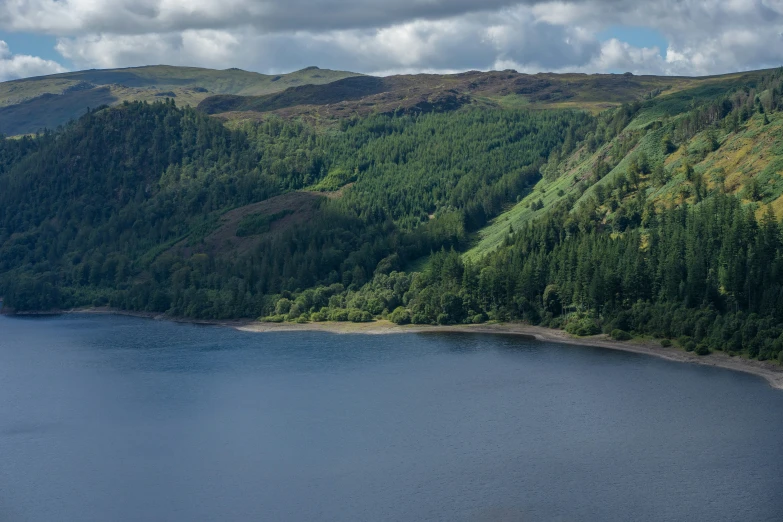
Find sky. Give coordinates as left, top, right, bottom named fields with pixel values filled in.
left=0, top=0, right=782, bottom=81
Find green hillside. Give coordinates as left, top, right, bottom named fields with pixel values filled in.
left=1, top=65, right=783, bottom=362
left=0, top=65, right=359, bottom=136
left=468, top=77, right=783, bottom=259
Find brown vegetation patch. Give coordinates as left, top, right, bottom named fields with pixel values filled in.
left=176, top=191, right=328, bottom=259
left=201, top=70, right=707, bottom=122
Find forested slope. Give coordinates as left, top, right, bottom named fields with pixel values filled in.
left=0, top=100, right=592, bottom=316
left=1, top=66, right=783, bottom=363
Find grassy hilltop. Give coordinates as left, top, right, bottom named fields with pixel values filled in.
left=0, top=65, right=359, bottom=136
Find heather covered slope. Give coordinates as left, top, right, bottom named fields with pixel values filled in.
left=201, top=70, right=685, bottom=120
left=199, top=68, right=773, bottom=122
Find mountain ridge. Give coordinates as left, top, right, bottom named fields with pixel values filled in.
left=198, top=68, right=760, bottom=122
left=0, top=64, right=361, bottom=136
left=2, top=64, right=778, bottom=136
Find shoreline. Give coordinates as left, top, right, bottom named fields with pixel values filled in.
left=238, top=320, right=783, bottom=391
left=4, top=307, right=253, bottom=328
left=7, top=307, right=783, bottom=391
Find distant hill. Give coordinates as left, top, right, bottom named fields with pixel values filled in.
left=0, top=65, right=360, bottom=136
left=198, top=69, right=767, bottom=122
left=2, top=64, right=769, bottom=136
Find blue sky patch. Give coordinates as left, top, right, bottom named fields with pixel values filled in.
left=598, top=26, right=669, bottom=58
left=0, top=31, right=70, bottom=67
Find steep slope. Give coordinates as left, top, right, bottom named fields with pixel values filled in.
left=468, top=73, right=783, bottom=259
left=0, top=65, right=360, bottom=136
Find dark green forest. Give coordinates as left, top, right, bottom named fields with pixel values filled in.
left=0, top=101, right=593, bottom=313
left=2, top=67, right=783, bottom=363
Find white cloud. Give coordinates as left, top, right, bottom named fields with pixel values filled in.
left=0, top=40, right=67, bottom=81
left=592, top=39, right=667, bottom=74
left=0, top=0, right=526, bottom=34
left=2, top=0, right=783, bottom=78
left=52, top=6, right=602, bottom=75
left=56, top=30, right=241, bottom=69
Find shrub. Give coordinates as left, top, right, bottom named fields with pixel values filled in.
left=348, top=309, right=373, bottom=323
left=747, top=338, right=761, bottom=359
left=365, top=297, right=385, bottom=315
left=411, top=313, right=429, bottom=325
left=437, top=313, right=450, bottom=325
left=329, top=309, right=349, bottom=322
left=684, top=340, right=696, bottom=352
left=263, top=314, right=285, bottom=323
left=660, top=339, right=672, bottom=348
left=310, top=311, right=327, bottom=322
left=472, top=313, right=486, bottom=324
left=389, top=307, right=411, bottom=325
left=235, top=213, right=271, bottom=237
left=778, top=351, right=783, bottom=364
left=678, top=335, right=693, bottom=347
left=583, top=320, right=601, bottom=336
left=611, top=329, right=632, bottom=341
left=565, top=317, right=601, bottom=336
left=694, top=343, right=711, bottom=356
left=287, top=303, right=302, bottom=319
left=275, top=298, right=292, bottom=315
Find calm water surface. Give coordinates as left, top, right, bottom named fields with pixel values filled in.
left=1, top=314, right=782, bottom=522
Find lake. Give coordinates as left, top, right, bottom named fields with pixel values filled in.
left=1, top=314, right=782, bottom=521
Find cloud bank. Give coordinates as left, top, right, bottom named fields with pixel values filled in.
left=1, top=0, right=782, bottom=78
left=0, top=40, right=66, bottom=81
